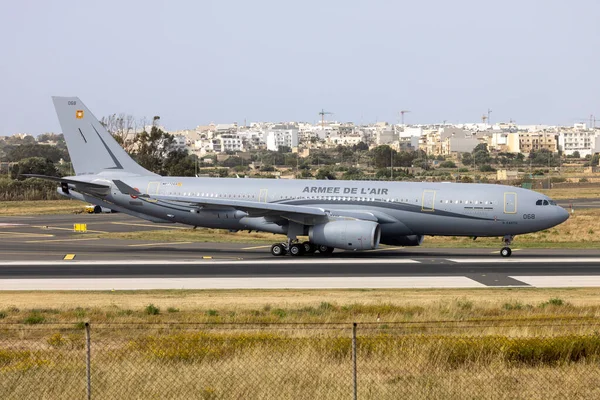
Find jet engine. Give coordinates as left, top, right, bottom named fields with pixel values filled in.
left=380, top=235, right=424, bottom=246
left=309, top=220, right=381, bottom=250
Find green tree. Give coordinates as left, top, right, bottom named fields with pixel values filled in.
left=5, top=144, right=69, bottom=163
left=299, top=169, right=313, bottom=178
left=162, top=150, right=195, bottom=176
left=11, top=157, right=60, bottom=180
left=461, top=152, right=473, bottom=166
left=315, top=168, right=336, bottom=180
left=133, top=126, right=175, bottom=174
left=342, top=167, right=363, bottom=180
left=473, top=143, right=492, bottom=166
left=371, top=145, right=396, bottom=169
left=352, top=142, right=369, bottom=152
left=479, top=164, right=495, bottom=172
left=439, top=161, right=457, bottom=168
left=221, top=156, right=244, bottom=168
left=528, top=149, right=559, bottom=167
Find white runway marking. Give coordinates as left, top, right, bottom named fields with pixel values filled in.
left=511, top=276, right=600, bottom=288
left=0, top=277, right=485, bottom=290
left=448, top=258, right=600, bottom=263
left=128, top=242, right=194, bottom=247
left=241, top=245, right=272, bottom=250
left=24, top=238, right=100, bottom=243
left=0, top=258, right=421, bottom=266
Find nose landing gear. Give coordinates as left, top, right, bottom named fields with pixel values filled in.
left=500, top=235, right=514, bottom=258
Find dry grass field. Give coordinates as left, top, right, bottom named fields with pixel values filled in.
left=2, top=289, right=600, bottom=398
left=539, top=187, right=600, bottom=200
left=1, top=288, right=600, bottom=334
left=0, top=200, right=85, bottom=216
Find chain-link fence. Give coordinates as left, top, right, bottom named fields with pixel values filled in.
left=2, top=322, right=600, bottom=399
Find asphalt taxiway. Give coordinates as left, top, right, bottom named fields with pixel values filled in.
left=2, top=212, right=600, bottom=289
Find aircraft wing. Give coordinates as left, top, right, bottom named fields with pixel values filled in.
left=112, top=180, right=328, bottom=220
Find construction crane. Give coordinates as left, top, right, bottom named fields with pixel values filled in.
left=318, top=109, right=333, bottom=129
left=399, top=110, right=411, bottom=125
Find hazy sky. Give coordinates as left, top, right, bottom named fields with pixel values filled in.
left=2, top=0, right=600, bottom=135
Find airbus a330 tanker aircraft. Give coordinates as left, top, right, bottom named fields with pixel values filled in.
left=29, top=97, right=570, bottom=257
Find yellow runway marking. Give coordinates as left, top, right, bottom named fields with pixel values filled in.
left=241, top=245, right=272, bottom=250
left=128, top=241, right=193, bottom=247
left=33, top=225, right=108, bottom=234
left=25, top=238, right=100, bottom=244
left=110, top=222, right=185, bottom=230
left=63, top=254, right=76, bottom=260
left=202, top=256, right=212, bottom=259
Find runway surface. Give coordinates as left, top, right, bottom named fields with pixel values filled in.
left=1, top=212, right=600, bottom=289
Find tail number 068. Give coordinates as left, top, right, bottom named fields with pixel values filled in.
left=522, top=214, right=536, bottom=220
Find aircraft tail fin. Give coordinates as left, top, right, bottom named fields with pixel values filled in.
left=52, top=97, right=157, bottom=176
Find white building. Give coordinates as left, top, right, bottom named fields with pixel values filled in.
left=172, top=135, right=188, bottom=151
left=558, top=129, right=598, bottom=157
left=375, top=129, right=396, bottom=145
left=265, top=126, right=299, bottom=151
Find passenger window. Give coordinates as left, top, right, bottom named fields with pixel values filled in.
left=536, top=200, right=543, bottom=205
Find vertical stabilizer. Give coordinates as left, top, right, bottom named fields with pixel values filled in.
left=52, top=97, right=156, bottom=176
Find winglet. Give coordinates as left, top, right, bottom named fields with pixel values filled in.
left=113, top=180, right=148, bottom=197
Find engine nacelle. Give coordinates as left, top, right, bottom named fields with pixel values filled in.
left=380, top=235, right=424, bottom=247
left=309, top=220, right=381, bottom=250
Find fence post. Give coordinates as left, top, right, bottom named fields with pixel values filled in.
left=352, top=322, right=357, bottom=400
left=85, top=322, right=91, bottom=400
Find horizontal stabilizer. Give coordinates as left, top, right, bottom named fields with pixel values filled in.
left=23, top=174, right=110, bottom=189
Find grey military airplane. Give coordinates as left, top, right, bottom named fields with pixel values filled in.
left=30, top=97, right=569, bottom=258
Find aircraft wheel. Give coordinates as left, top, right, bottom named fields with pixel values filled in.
left=289, top=243, right=304, bottom=256
left=317, top=245, right=335, bottom=255
left=303, top=241, right=316, bottom=254
left=500, top=247, right=512, bottom=258
left=271, top=243, right=286, bottom=256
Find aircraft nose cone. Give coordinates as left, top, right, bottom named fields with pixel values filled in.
left=556, top=207, right=569, bottom=224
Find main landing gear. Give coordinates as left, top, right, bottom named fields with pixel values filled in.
left=270, top=240, right=334, bottom=257
left=500, top=235, right=514, bottom=258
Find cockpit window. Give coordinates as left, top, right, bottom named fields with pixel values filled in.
left=543, top=200, right=549, bottom=206
left=549, top=200, right=557, bottom=205
left=536, top=200, right=543, bottom=206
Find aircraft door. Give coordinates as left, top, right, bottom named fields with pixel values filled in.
left=147, top=182, right=160, bottom=195
left=422, top=190, right=436, bottom=212
left=259, top=189, right=268, bottom=203
left=504, top=192, right=517, bottom=214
